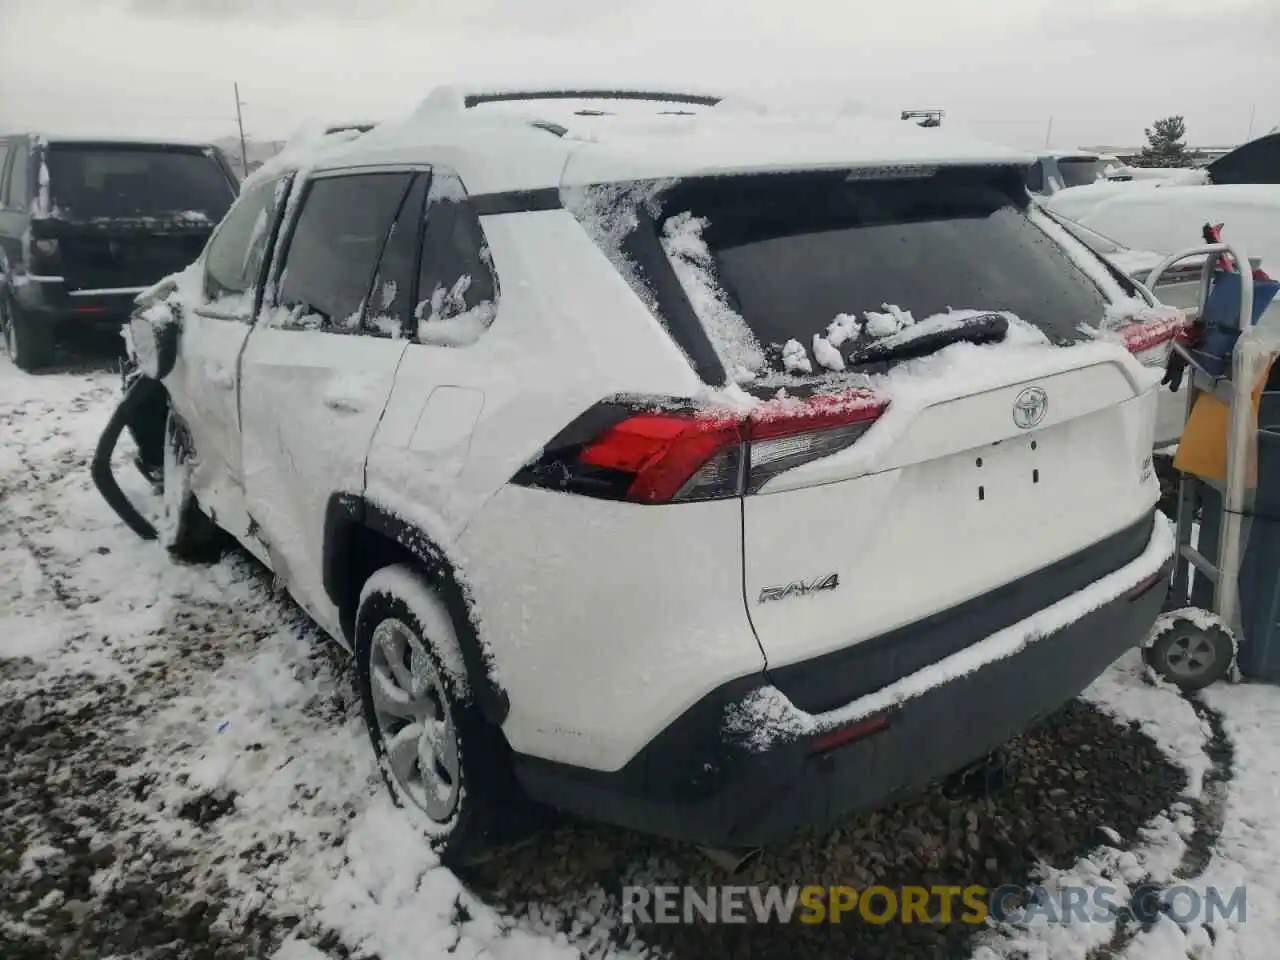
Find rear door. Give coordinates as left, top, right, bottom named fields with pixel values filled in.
left=32, top=141, right=236, bottom=296
left=169, top=174, right=291, bottom=536
left=239, top=169, right=419, bottom=634
left=651, top=168, right=1161, bottom=682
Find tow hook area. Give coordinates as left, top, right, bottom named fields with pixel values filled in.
left=942, top=749, right=1009, bottom=801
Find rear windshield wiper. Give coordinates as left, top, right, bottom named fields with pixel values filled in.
left=847, top=312, right=1008, bottom=368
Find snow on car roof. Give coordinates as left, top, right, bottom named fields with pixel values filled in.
left=307, top=85, right=1035, bottom=195
left=1040, top=149, right=1102, bottom=160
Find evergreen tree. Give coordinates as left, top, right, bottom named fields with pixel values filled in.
left=1136, top=116, right=1192, bottom=168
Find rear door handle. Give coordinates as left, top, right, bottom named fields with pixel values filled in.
left=323, top=383, right=371, bottom=414
left=324, top=395, right=365, bottom=414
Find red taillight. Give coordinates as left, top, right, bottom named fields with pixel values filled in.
left=1121, top=313, right=1185, bottom=367
left=524, top=390, right=888, bottom=504
left=577, top=412, right=741, bottom=503
left=1124, top=570, right=1167, bottom=601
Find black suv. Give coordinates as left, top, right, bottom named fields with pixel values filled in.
left=0, top=136, right=240, bottom=371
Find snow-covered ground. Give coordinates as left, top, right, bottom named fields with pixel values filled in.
left=3, top=353, right=1280, bottom=959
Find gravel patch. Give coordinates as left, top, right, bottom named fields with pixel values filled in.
left=461, top=700, right=1186, bottom=959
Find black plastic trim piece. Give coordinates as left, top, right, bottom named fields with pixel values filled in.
left=768, top=510, right=1158, bottom=713
left=91, top=375, right=162, bottom=541
left=623, top=206, right=729, bottom=386
left=469, top=188, right=563, bottom=216
left=509, top=399, right=639, bottom=497
left=322, top=494, right=510, bottom=725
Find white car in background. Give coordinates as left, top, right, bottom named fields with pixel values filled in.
left=1036, top=206, right=1228, bottom=449
left=1026, top=150, right=1124, bottom=195
left=1045, top=182, right=1280, bottom=278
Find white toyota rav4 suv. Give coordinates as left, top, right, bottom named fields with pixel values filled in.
left=97, top=88, right=1178, bottom=864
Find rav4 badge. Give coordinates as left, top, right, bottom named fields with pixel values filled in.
left=759, top=573, right=840, bottom=603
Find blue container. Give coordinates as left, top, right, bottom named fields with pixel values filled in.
left=1191, top=392, right=1280, bottom=682
left=1193, top=271, right=1280, bottom=377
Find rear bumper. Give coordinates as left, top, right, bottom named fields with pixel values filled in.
left=514, top=514, right=1174, bottom=847
left=14, top=277, right=141, bottom=328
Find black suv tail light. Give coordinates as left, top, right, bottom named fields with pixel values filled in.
left=25, top=236, right=63, bottom=275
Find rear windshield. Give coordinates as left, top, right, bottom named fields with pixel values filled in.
left=1056, top=157, right=1106, bottom=188
left=45, top=145, right=235, bottom=222
left=653, top=167, right=1111, bottom=366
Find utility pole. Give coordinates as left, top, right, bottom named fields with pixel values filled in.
left=1044, top=115, right=1054, bottom=149
left=234, top=82, right=249, bottom=176
left=1246, top=102, right=1256, bottom=143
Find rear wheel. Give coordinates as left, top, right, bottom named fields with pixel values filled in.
left=355, top=566, right=518, bottom=865
left=157, top=409, right=220, bottom=562
left=1, top=295, right=55, bottom=373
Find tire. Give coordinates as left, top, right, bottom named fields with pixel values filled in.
left=1, top=295, right=55, bottom=373
left=157, top=409, right=221, bottom=562
left=355, top=565, right=517, bottom=865
left=1143, top=614, right=1235, bottom=691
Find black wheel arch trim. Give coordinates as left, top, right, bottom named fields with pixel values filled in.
left=323, top=493, right=510, bottom=725
left=91, top=374, right=162, bottom=541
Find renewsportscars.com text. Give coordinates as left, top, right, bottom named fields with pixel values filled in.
left=621, top=884, right=1247, bottom=926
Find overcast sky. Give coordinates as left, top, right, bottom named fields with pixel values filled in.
left=2, top=0, right=1276, bottom=150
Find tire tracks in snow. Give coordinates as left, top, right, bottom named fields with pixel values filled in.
left=0, top=377, right=119, bottom=614
left=1087, top=692, right=1235, bottom=960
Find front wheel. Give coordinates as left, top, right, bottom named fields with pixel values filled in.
left=355, top=565, right=517, bottom=865
left=157, top=409, right=220, bottom=561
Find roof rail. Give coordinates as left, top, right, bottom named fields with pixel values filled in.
left=462, top=89, right=723, bottom=108
left=408, top=85, right=725, bottom=127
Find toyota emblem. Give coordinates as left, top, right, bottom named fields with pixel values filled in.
left=1012, top=386, right=1048, bottom=430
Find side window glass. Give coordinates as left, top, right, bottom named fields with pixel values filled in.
left=1025, top=161, right=1044, bottom=194
left=275, top=172, right=412, bottom=332
left=0, top=144, right=10, bottom=206
left=362, top=174, right=427, bottom=338
left=6, top=146, right=29, bottom=211
left=204, top=176, right=285, bottom=310
left=414, top=173, right=499, bottom=347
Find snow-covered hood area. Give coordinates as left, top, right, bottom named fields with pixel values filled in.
left=1046, top=183, right=1280, bottom=274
